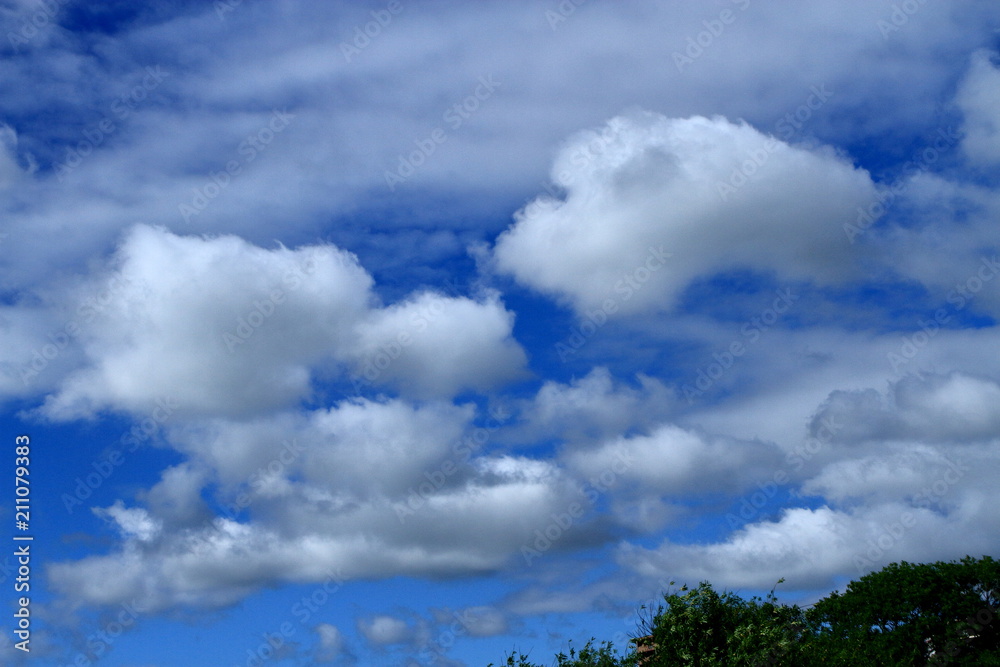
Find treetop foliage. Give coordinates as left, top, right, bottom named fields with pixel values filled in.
left=489, top=555, right=999, bottom=667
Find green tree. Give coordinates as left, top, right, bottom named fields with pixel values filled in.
left=489, top=556, right=999, bottom=666
left=642, top=581, right=805, bottom=666
left=805, top=556, right=1000, bottom=666
left=488, top=638, right=637, bottom=667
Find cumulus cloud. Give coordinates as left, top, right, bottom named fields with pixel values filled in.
left=37, top=224, right=373, bottom=419
left=564, top=423, right=785, bottom=497
left=808, top=372, right=1000, bottom=444
left=0, top=303, right=88, bottom=398
left=46, top=471, right=584, bottom=610
left=93, top=500, right=161, bottom=543
left=11, top=5, right=1000, bottom=657
left=350, top=290, right=528, bottom=398
left=956, top=50, right=1000, bottom=165
left=801, top=445, right=973, bottom=507
left=46, top=401, right=590, bottom=611
left=68, top=359, right=1000, bottom=614
left=447, top=606, right=508, bottom=638
left=493, top=112, right=876, bottom=315
left=358, top=615, right=413, bottom=646
left=138, top=462, right=212, bottom=529
left=616, top=373, right=1000, bottom=594
left=0, top=0, right=993, bottom=307
left=556, top=420, right=788, bottom=534
left=617, top=499, right=1000, bottom=593
left=183, top=398, right=475, bottom=498
left=514, top=367, right=675, bottom=445
left=315, top=623, right=347, bottom=662
left=299, top=399, right=472, bottom=498
left=30, top=225, right=525, bottom=420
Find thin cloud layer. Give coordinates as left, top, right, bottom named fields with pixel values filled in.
left=957, top=50, right=1000, bottom=165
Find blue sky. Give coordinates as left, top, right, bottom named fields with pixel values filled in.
left=1, top=0, right=1000, bottom=664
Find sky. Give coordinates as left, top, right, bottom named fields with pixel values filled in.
left=0, top=0, right=999, bottom=665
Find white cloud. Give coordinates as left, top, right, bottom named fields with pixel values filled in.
left=28, top=225, right=525, bottom=420
left=93, top=500, right=161, bottom=543
left=358, top=615, right=412, bottom=646
left=618, top=498, right=1000, bottom=593
left=50, top=332, right=1000, bottom=614
left=619, top=505, right=861, bottom=590
left=615, top=370, right=1000, bottom=595
left=296, top=398, right=474, bottom=498
left=172, top=398, right=475, bottom=497
left=809, top=372, right=1000, bottom=444
left=0, top=123, right=27, bottom=188
left=516, top=367, right=675, bottom=444
left=37, top=224, right=373, bottom=419
left=957, top=50, right=1000, bottom=165
left=0, top=303, right=87, bottom=398
left=46, top=405, right=587, bottom=611
left=315, top=623, right=346, bottom=662
left=493, top=112, right=876, bottom=314
left=0, top=0, right=994, bottom=299
left=12, top=3, right=1000, bottom=655
left=350, top=290, right=528, bottom=398
left=564, top=423, right=784, bottom=497
left=139, top=462, right=211, bottom=529
left=800, top=445, right=974, bottom=506
left=450, top=606, right=508, bottom=637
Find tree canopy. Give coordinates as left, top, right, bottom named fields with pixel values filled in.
left=489, top=555, right=999, bottom=667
